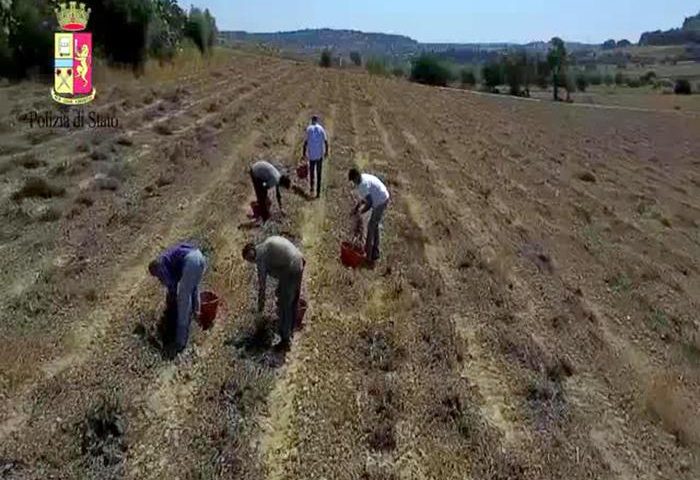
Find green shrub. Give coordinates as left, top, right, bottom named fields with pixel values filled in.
left=350, top=51, right=362, bottom=66
left=614, top=72, right=625, bottom=85
left=410, top=54, right=453, bottom=87
left=640, top=71, right=657, bottom=85
left=366, top=57, right=388, bottom=76
left=674, top=79, right=692, bottom=95
left=392, top=66, right=406, bottom=78
left=576, top=74, right=589, bottom=92
left=588, top=72, right=602, bottom=85
left=626, top=77, right=641, bottom=88
left=603, top=74, right=614, bottom=86
left=319, top=49, right=332, bottom=68
left=460, top=68, right=476, bottom=87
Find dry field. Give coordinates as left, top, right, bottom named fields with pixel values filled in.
left=1, top=49, right=699, bottom=479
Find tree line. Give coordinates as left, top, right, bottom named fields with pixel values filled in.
left=0, top=0, right=218, bottom=79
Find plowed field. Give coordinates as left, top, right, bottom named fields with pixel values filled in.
left=1, top=50, right=699, bottom=479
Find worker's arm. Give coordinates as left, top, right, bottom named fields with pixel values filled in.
left=358, top=194, right=373, bottom=215
left=324, top=129, right=329, bottom=157
left=257, top=264, right=267, bottom=313
left=302, top=139, right=308, bottom=159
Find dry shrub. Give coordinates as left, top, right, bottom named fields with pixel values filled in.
left=154, top=122, right=174, bottom=136
left=646, top=375, right=700, bottom=447
left=12, top=177, right=66, bottom=201
left=13, top=154, right=46, bottom=170
left=577, top=171, right=597, bottom=183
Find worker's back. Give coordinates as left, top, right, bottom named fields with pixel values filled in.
left=256, top=236, right=303, bottom=278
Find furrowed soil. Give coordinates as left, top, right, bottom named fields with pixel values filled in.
left=1, top=50, right=699, bottom=479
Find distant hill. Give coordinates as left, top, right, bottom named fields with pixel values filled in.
left=219, top=29, right=419, bottom=57
left=639, top=11, right=700, bottom=46
left=220, top=28, right=597, bottom=63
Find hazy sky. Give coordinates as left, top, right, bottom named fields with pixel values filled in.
left=188, top=1, right=698, bottom=44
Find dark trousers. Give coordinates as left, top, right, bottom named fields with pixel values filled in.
left=250, top=170, right=270, bottom=221
left=276, top=269, right=302, bottom=344
left=309, top=158, right=323, bottom=197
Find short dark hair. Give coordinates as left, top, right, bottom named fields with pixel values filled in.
left=348, top=168, right=361, bottom=182
left=279, top=175, right=291, bottom=189
left=148, top=259, right=160, bottom=276
left=242, top=242, right=256, bottom=259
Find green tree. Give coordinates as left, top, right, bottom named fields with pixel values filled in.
left=89, top=0, right=153, bottom=72
left=603, top=74, right=614, bottom=86
left=349, top=51, right=362, bottom=66
left=185, top=6, right=217, bottom=55
left=460, top=68, right=476, bottom=88
left=319, top=49, right=332, bottom=68
left=547, top=37, right=567, bottom=101
left=674, top=79, right=691, bottom=95
left=614, top=72, right=625, bottom=85
left=481, top=62, right=503, bottom=91
left=0, top=0, right=53, bottom=79
left=410, top=54, right=453, bottom=87
left=148, top=0, right=186, bottom=62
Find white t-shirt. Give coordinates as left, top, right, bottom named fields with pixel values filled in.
left=305, top=124, right=327, bottom=161
left=358, top=174, right=390, bottom=206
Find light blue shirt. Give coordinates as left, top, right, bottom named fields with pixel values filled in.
left=305, top=123, right=327, bottom=161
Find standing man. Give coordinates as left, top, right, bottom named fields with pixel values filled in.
left=249, top=161, right=291, bottom=222
left=302, top=115, right=329, bottom=198
left=149, top=242, right=207, bottom=357
left=242, top=236, right=305, bottom=352
left=348, top=168, right=390, bottom=264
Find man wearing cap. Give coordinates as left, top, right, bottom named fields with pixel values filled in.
left=149, top=242, right=207, bottom=356
left=242, top=236, right=305, bottom=351
left=348, top=168, right=390, bottom=264
left=302, top=115, right=329, bottom=198
left=249, top=160, right=291, bottom=222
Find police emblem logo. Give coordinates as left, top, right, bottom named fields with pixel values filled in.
left=51, top=2, right=96, bottom=105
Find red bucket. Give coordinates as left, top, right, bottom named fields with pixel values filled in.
left=340, top=242, right=366, bottom=268
left=199, top=291, right=220, bottom=330
left=295, top=298, right=308, bottom=330
left=296, top=163, right=308, bottom=179
left=248, top=200, right=269, bottom=219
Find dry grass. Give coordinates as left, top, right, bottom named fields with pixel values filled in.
left=646, top=375, right=700, bottom=447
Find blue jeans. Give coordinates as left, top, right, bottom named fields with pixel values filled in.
left=175, top=250, right=206, bottom=352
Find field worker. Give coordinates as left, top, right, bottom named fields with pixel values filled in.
left=302, top=115, right=329, bottom=198
left=349, top=168, right=390, bottom=264
left=148, top=242, right=207, bottom=356
left=242, top=236, right=305, bottom=351
left=249, top=161, right=291, bottom=222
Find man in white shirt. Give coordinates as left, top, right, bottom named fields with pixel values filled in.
left=302, top=115, right=329, bottom=198
left=349, top=168, right=390, bottom=263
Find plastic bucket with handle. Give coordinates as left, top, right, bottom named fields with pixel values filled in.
left=340, top=242, right=366, bottom=268
left=296, top=163, right=308, bottom=179
left=198, top=291, right=220, bottom=330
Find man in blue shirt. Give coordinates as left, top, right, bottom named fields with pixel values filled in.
left=149, top=243, right=207, bottom=356
left=302, top=115, right=329, bottom=198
